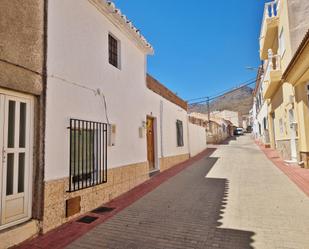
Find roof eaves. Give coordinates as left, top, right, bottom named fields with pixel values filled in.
left=89, top=0, right=154, bottom=54
left=146, top=74, right=188, bottom=111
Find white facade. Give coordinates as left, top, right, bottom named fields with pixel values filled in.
left=211, top=110, right=241, bottom=127
left=188, top=123, right=207, bottom=156
left=252, top=100, right=259, bottom=137
left=45, top=0, right=205, bottom=181
left=253, top=74, right=269, bottom=144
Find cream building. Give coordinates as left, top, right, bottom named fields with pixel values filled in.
left=259, top=0, right=309, bottom=162
left=282, top=31, right=309, bottom=167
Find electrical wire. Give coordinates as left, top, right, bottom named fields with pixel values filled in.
left=99, top=93, right=110, bottom=125
left=189, top=79, right=257, bottom=106
left=49, top=74, right=111, bottom=125
left=1, top=57, right=111, bottom=125
left=187, top=77, right=257, bottom=103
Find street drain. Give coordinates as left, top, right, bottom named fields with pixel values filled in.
left=91, top=206, right=115, bottom=214
left=77, top=216, right=98, bottom=224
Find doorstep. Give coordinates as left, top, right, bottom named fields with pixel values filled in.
left=14, top=148, right=216, bottom=249
left=149, top=169, right=160, bottom=177
left=0, top=220, right=39, bottom=249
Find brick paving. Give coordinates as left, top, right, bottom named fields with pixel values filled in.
left=67, top=135, right=309, bottom=249
left=14, top=149, right=215, bottom=249
left=16, top=136, right=309, bottom=249
left=67, top=155, right=254, bottom=249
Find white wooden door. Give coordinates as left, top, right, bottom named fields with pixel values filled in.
left=0, top=93, right=32, bottom=228
left=289, top=109, right=297, bottom=162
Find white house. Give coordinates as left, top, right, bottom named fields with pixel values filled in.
left=43, top=0, right=207, bottom=233
left=211, top=110, right=241, bottom=128
left=253, top=66, right=270, bottom=145
left=0, top=0, right=207, bottom=247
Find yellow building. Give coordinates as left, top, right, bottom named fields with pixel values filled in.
left=282, top=31, right=309, bottom=168
left=259, top=0, right=309, bottom=163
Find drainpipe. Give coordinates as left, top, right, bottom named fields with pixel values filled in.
left=36, top=0, right=48, bottom=234
left=187, top=115, right=191, bottom=157
left=160, top=100, right=164, bottom=159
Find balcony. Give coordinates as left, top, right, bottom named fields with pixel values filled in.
left=263, top=49, right=282, bottom=99
left=259, top=0, right=280, bottom=60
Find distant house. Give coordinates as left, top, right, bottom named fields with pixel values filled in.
left=189, top=112, right=232, bottom=144
left=211, top=110, right=242, bottom=128
left=252, top=65, right=270, bottom=146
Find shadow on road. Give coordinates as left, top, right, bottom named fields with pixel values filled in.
left=198, top=156, right=255, bottom=248
left=67, top=154, right=255, bottom=249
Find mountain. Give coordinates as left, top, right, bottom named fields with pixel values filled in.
left=189, top=86, right=253, bottom=115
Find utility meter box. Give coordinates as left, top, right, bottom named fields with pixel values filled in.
left=139, top=127, right=145, bottom=138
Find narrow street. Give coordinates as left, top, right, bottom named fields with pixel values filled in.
left=66, top=135, right=309, bottom=249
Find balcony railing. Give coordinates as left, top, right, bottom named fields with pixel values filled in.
left=262, top=49, right=282, bottom=98
left=260, top=0, right=280, bottom=40
left=266, top=49, right=281, bottom=73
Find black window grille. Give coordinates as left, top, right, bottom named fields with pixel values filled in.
left=176, top=120, right=184, bottom=147
left=109, top=34, right=119, bottom=68
left=69, top=119, right=108, bottom=192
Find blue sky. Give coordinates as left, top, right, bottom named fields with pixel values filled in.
left=114, top=0, right=267, bottom=101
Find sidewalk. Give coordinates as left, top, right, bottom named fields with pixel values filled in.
left=256, top=141, right=309, bottom=197
left=14, top=148, right=216, bottom=249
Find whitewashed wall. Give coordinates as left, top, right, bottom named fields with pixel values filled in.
left=45, top=0, right=190, bottom=181
left=256, top=100, right=269, bottom=142
left=142, top=88, right=190, bottom=168
left=188, top=123, right=207, bottom=156
left=252, top=99, right=259, bottom=138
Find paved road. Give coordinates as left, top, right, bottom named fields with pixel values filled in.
left=67, top=135, right=309, bottom=249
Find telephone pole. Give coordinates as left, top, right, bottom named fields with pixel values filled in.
left=207, top=96, right=210, bottom=127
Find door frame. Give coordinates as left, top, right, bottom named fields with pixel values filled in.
left=288, top=108, right=298, bottom=162
left=0, top=88, right=34, bottom=230
left=146, top=115, right=159, bottom=172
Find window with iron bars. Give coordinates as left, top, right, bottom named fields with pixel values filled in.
left=109, top=34, right=119, bottom=68
left=176, top=120, right=184, bottom=147
left=69, top=119, right=108, bottom=192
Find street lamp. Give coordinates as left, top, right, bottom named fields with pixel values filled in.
left=245, top=66, right=259, bottom=71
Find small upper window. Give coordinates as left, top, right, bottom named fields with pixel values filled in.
left=279, top=28, right=285, bottom=57
left=108, top=34, right=120, bottom=68
left=176, top=120, right=184, bottom=147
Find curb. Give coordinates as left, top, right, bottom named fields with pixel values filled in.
left=256, top=141, right=309, bottom=198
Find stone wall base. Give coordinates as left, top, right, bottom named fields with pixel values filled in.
left=160, top=154, right=190, bottom=172
left=42, top=162, right=149, bottom=233
left=0, top=220, right=39, bottom=249
left=300, top=152, right=309, bottom=169
left=42, top=154, right=191, bottom=233
left=276, top=139, right=299, bottom=161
